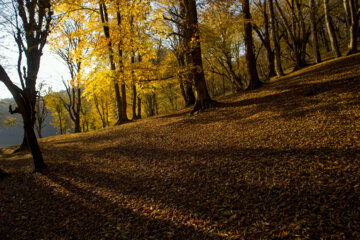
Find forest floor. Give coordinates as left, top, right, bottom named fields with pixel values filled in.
left=1, top=53, right=360, bottom=239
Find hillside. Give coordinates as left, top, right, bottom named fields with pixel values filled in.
left=0, top=54, right=360, bottom=239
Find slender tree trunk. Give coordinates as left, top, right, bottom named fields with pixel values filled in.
left=324, top=0, right=342, bottom=57
left=296, top=0, right=308, bottom=69
left=243, top=0, right=261, bottom=90
left=59, top=114, right=63, bottom=134
left=343, top=0, right=352, bottom=30
left=99, top=2, right=123, bottom=124
left=120, top=83, right=128, bottom=121
left=184, top=0, right=213, bottom=113
left=310, top=0, right=321, bottom=63
left=179, top=78, right=187, bottom=104
left=182, top=52, right=196, bottom=106
left=137, top=96, right=141, bottom=119
left=269, top=0, right=284, bottom=77
left=74, top=87, right=81, bottom=133
left=132, top=83, right=137, bottom=120
left=319, top=26, right=331, bottom=52
left=346, top=0, right=359, bottom=54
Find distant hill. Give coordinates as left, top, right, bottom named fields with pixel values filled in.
left=0, top=98, right=57, bottom=148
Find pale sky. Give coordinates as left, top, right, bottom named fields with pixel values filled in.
left=0, top=0, right=68, bottom=101
left=0, top=45, right=68, bottom=100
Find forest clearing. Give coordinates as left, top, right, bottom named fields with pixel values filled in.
left=1, top=53, right=360, bottom=239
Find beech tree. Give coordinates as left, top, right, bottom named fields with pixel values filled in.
left=269, top=0, right=284, bottom=77
left=324, top=0, right=341, bottom=57
left=343, top=0, right=358, bottom=54
left=254, top=0, right=276, bottom=78
left=0, top=0, right=52, bottom=171
left=183, top=0, right=213, bottom=112
left=163, top=1, right=196, bottom=106
left=243, top=0, right=262, bottom=89
left=52, top=19, right=85, bottom=133
left=310, top=0, right=321, bottom=63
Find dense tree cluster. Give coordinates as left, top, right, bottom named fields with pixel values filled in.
left=0, top=0, right=357, bottom=170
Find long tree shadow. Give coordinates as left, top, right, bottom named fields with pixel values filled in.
left=42, top=144, right=360, bottom=239
left=0, top=172, right=216, bottom=240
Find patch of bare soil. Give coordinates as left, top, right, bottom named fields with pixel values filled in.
left=1, top=54, right=360, bottom=239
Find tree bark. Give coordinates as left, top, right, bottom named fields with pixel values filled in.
left=345, top=0, right=359, bottom=54
left=177, top=52, right=195, bottom=107
left=254, top=0, right=276, bottom=78
left=243, top=0, right=262, bottom=90
left=183, top=0, right=213, bottom=113
left=132, top=83, right=137, bottom=120
left=99, top=2, right=124, bottom=124
left=269, top=0, right=284, bottom=77
left=0, top=0, right=51, bottom=171
left=310, top=0, right=321, bottom=63
left=324, top=0, right=342, bottom=57
left=137, top=96, right=141, bottom=119
left=24, top=113, right=45, bottom=171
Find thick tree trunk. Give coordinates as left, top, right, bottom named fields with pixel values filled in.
left=267, top=50, right=276, bottom=77
left=293, top=47, right=307, bottom=70
left=243, top=0, right=261, bottom=90
left=262, top=0, right=276, bottom=77
left=0, top=0, right=52, bottom=171
left=184, top=0, right=213, bottom=113
left=310, top=0, right=321, bottom=63
left=24, top=119, right=45, bottom=171
left=20, top=91, right=46, bottom=171
left=269, top=0, right=284, bottom=77
left=324, top=0, right=342, bottom=57
left=184, top=81, right=195, bottom=107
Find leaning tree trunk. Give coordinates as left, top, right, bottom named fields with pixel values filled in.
left=324, top=0, right=342, bottom=57
left=0, top=0, right=52, bottom=171
left=184, top=0, right=213, bottom=113
left=243, top=0, right=261, bottom=90
left=23, top=110, right=45, bottom=171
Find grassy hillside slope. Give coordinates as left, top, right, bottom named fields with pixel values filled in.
left=1, top=54, right=360, bottom=239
